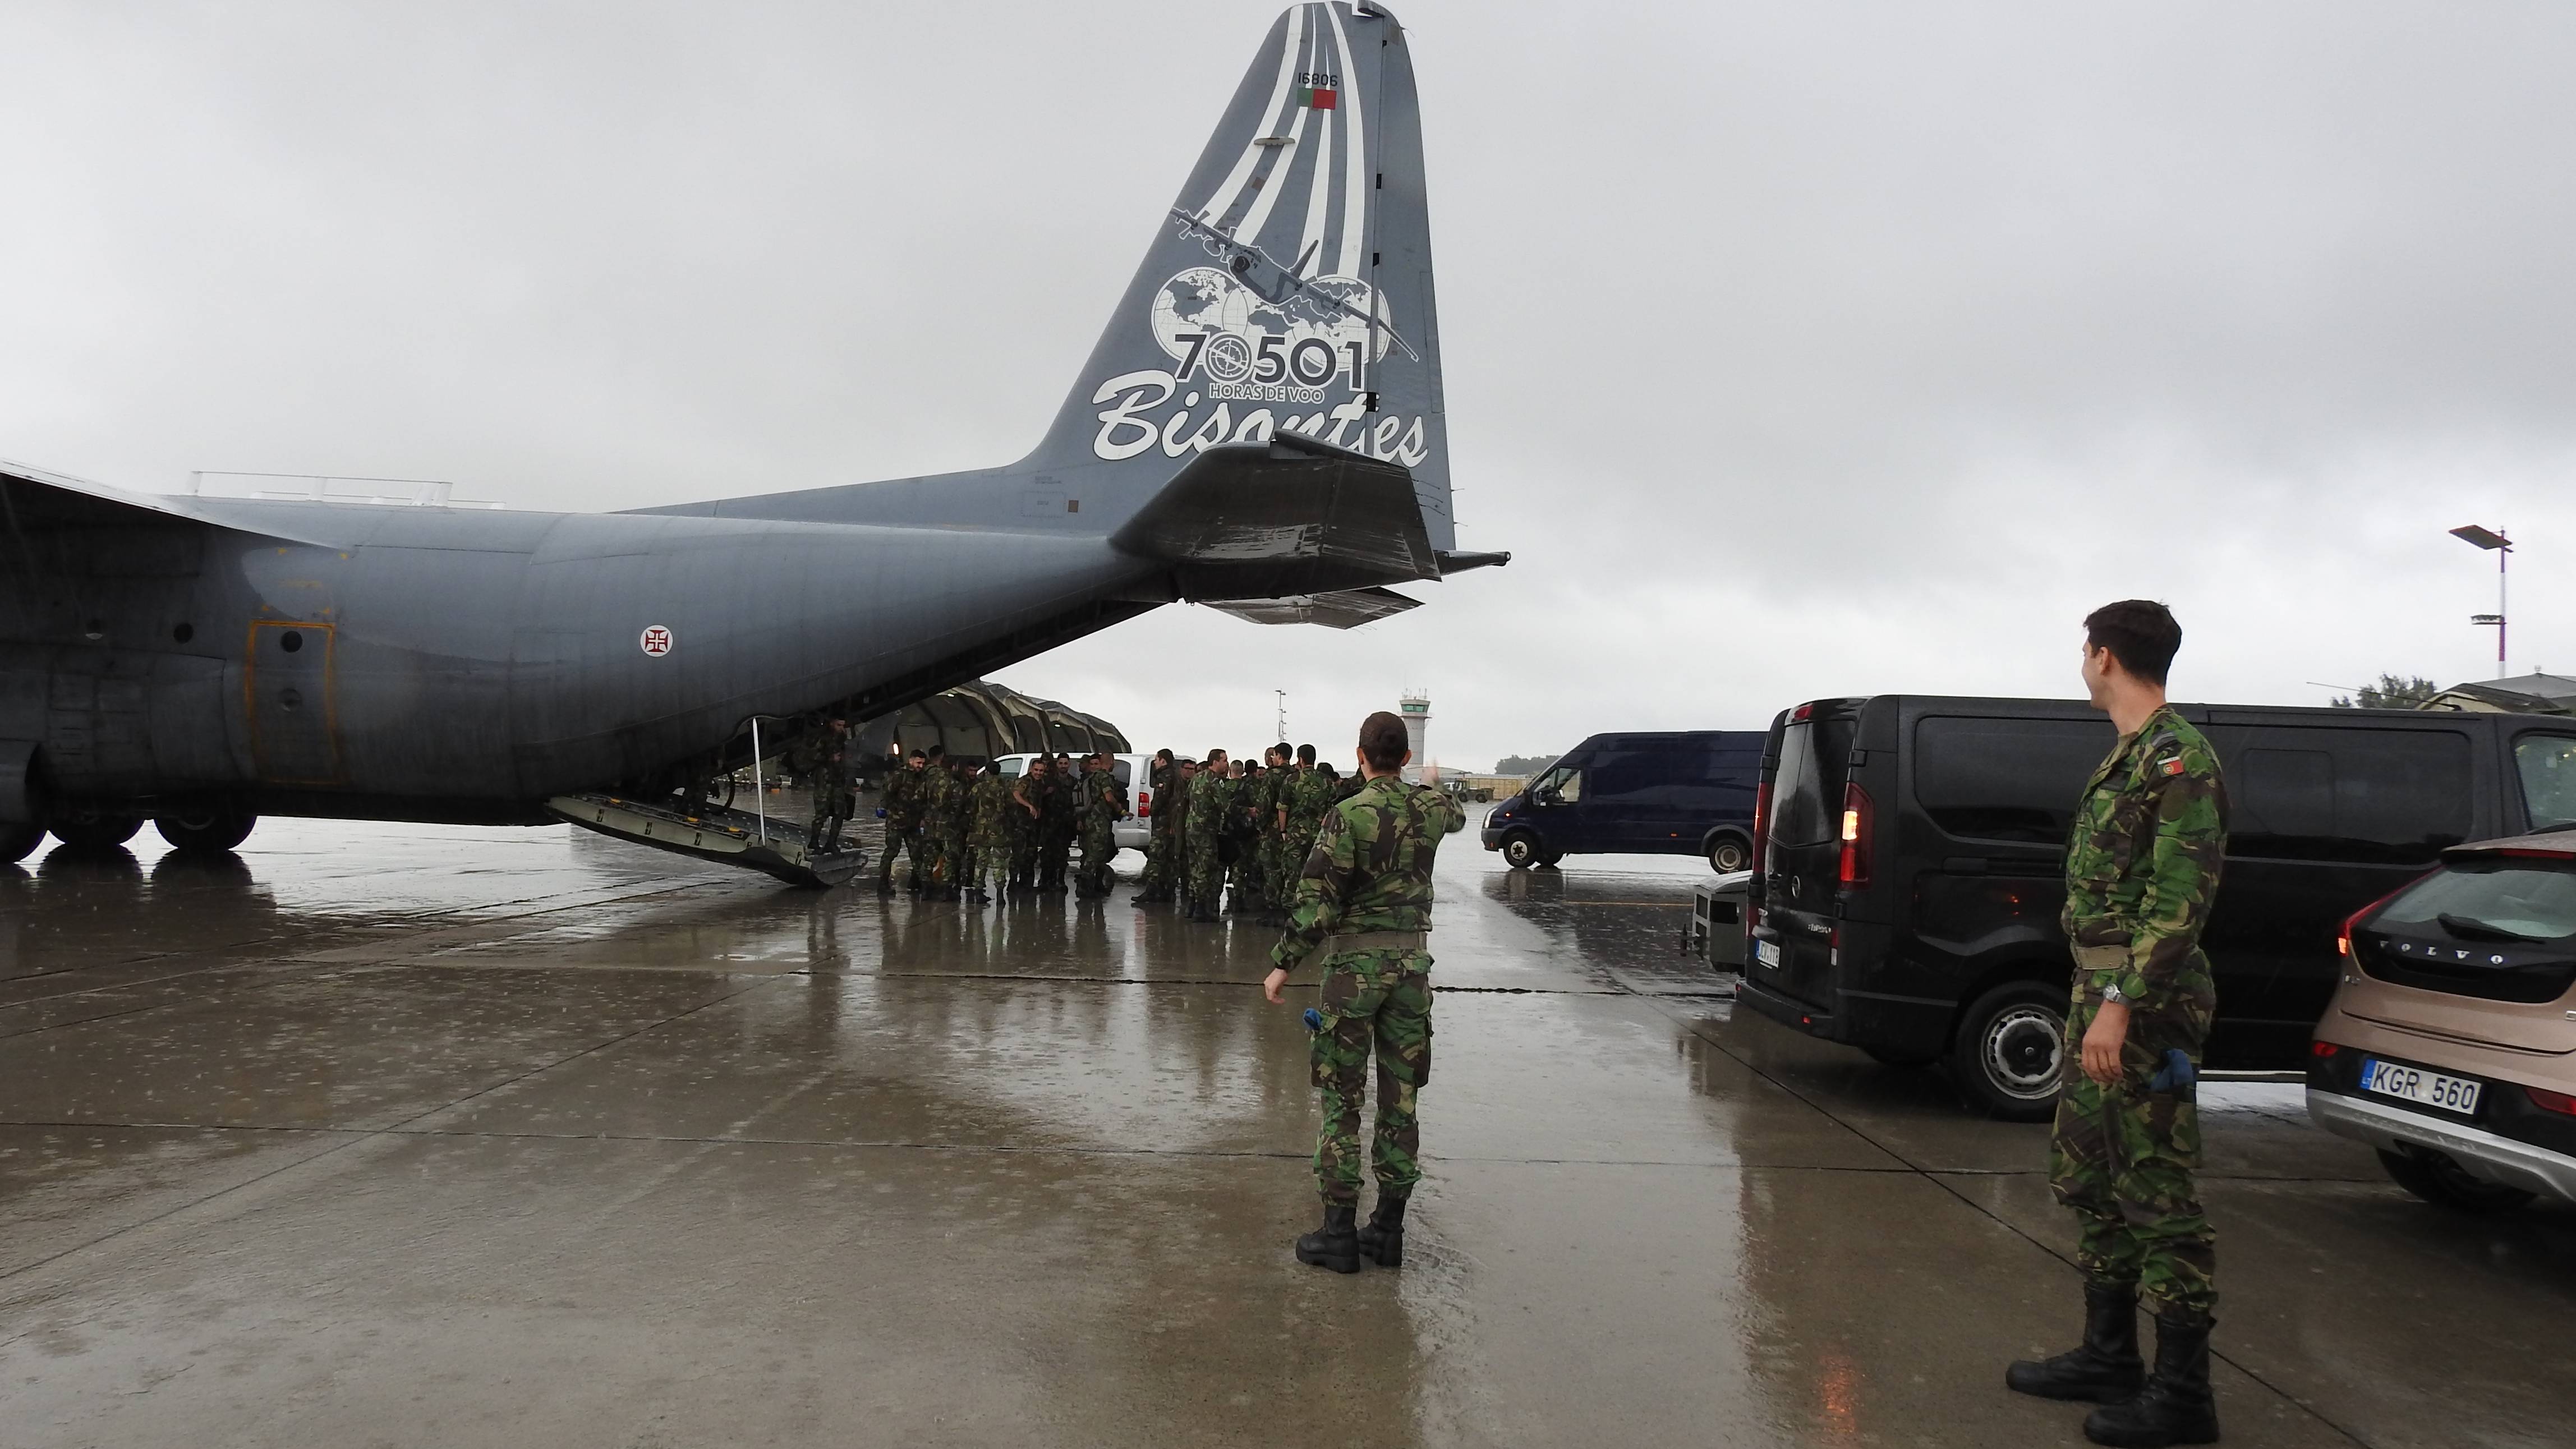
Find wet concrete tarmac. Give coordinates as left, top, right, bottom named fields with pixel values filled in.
left=2, top=812, right=2571, bottom=1447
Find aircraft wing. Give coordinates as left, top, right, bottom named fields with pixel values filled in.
left=0, top=458, right=327, bottom=546
left=1204, top=586, right=1422, bottom=629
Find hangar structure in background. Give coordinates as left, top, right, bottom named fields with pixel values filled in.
left=0, top=3, right=1503, bottom=880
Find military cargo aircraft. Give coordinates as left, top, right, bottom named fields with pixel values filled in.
left=0, top=2, right=1503, bottom=875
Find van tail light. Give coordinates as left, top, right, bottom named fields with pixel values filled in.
left=2311, top=1041, right=2339, bottom=1058
left=2528, top=1087, right=2576, bottom=1117
left=1748, top=778, right=1774, bottom=930
left=1138, top=790, right=1151, bottom=818
left=1838, top=781, right=1873, bottom=887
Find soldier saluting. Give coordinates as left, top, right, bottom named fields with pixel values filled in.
left=2008, top=600, right=2227, bottom=1449
left=1263, top=712, right=1465, bottom=1275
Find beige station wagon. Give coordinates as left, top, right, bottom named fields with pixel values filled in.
left=2307, top=830, right=2576, bottom=1211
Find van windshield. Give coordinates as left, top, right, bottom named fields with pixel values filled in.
left=1769, top=716, right=1851, bottom=849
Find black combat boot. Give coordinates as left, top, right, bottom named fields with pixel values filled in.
left=1295, top=1202, right=1361, bottom=1274
left=2082, top=1311, right=2218, bottom=1447
left=2007, top=1280, right=2145, bottom=1403
left=1355, top=1189, right=1408, bottom=1267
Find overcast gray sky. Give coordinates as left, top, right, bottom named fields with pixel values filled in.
left=6, top=1, right=2573, bottom=771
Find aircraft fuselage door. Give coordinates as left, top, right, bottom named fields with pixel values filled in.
left=247, top=621, right=342, bottom=785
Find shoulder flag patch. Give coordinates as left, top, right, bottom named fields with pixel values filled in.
left=2160, top=756, right=2188, bottom=778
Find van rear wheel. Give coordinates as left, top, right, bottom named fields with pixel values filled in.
left=2376, top=1148, right=2535, bottom=1213
left=1501, top=832, right=1544, bottom=870
left=1950, top=981, right=2067, bottom=1121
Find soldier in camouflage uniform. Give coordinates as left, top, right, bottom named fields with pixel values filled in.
left=1009, top=757, right=1048, bottom=892
left=1280, top=746, right=1328, bottom=903
left=1184, top=749, right=1231, bottom=922
left=916, top=747, right=953, bottom=896
left=1263, top=712, right=1465, bottom=1275
left=1037, top=753, right=1077, bottom=893
left=1073, top=753, right=1126, bottom=899
left=877, top=749, right=930, bottom=894
left=938, top=758, right=977, bottom=901
left=2008, top=600, right=2227, bottom=1449
left=1133, top=751, right=1177, bottom=903
left=1224, top=759, right=1261, bottom=914
left=968, top=760, right=1015, bottom=904
left=804, top=718, right=854, bottom=852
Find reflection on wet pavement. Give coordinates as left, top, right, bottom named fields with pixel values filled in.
left=0, top=821, right=2567, bottom=1446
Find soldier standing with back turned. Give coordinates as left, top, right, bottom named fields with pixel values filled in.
left=877, top=749, right=928, bottom=895
left=1263, top=712, right=1465, bottom=1274
left=2007, top=600, right=2227, bottom=1449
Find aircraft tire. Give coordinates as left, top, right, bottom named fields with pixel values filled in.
left=157, top=808, right=257, bottom=854
left=1, top=821, right=43, bottom=864
left=50, top=810, right=144, bottom=851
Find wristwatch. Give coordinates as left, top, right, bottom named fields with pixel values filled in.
left=2101, top=982, right=2130, bottom=1005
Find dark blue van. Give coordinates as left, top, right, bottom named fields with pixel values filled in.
left=1480, top=730, right=1765, bottom=872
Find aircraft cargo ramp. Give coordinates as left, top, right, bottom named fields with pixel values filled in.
left=547, top=793, right=866, bottom=889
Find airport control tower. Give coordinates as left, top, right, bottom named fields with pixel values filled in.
left=1398, top=692, right=1432, bottom=783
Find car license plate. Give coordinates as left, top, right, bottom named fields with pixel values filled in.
left=2359, top=1057, right=2483, bottom=1116
left=1754, top=939, right=1781, bottom=970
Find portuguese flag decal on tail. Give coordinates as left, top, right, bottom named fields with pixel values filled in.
left=1299, top=80, right=1337, bottom=110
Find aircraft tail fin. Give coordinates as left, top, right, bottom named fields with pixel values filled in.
left=1025, top=2, right=1451, bottom=549
left=638, top=4, right=1461, bottom=578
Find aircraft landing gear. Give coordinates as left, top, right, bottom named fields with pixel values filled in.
left=1, top=821, right=42, bottom=864
left=50, top=809, right=144, bottom=851
left=156, top=806, right=257, bottom=854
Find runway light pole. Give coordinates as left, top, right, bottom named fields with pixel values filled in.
left=2450, top=525, right=2513, bottom=680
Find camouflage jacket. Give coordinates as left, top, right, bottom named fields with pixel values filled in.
left=2061, top=705, right=2229, bottom=1013
left=1080, top=769, right=1126, bottom=825
left=809, top=739, right=850, bottom=794
left=1187, top=770, right=1235, bottom=837
left=970, top=771, right=1014, bottom=841
left=1284, top=766, right=1333, bottom=844
left=1146, top=760, right=1179, bottom=835
left=882, top=766, right=926, bottom=827
left=1272, top=774, right=1468, bottom=970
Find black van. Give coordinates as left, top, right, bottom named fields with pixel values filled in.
left=1738, top=696, right=2576, bottom=1118
left=1482, top=730, right=1765, bottom=872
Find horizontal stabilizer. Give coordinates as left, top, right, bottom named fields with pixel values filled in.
left=1108, top=431, right=1435, bottom=600
left=1206, top=586, right=1422, bottom=629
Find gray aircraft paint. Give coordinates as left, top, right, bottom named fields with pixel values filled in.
left=0, top=3, right=1495, bottom=835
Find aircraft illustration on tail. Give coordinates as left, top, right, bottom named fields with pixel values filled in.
left=0, top=3, right=1503, bottom=878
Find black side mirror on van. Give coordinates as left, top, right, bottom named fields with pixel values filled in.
left=1534, top=788, right=1562, bottom=807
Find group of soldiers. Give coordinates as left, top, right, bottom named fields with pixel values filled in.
left=1134, top=743, right=1351, bottom=924
left=872, top=747, right=1128, bottom=903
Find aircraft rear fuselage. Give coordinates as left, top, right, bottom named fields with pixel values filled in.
left=3, top=500, right=1154, bottom=824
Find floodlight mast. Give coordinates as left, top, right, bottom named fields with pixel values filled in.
left=2449, top=524, right=2512, bottom=679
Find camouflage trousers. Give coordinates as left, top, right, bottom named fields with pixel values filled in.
left=2050, top=982, right=2216, bottom=1319
left=1138, top=826, right=1177, bottom=899
left=877, top=821, right=924, bottom=889
left=969, top=832, right=1010, bottom=894
left=1227, top=841, right=1258, bottom=911
left=1076, top=820, right=1116, bottom=895
left=1310, top=950, right=1433, bottom=1205
left=1185, top=834, right=1223, bottom=914
left=1264, top=833, right=1299, bottom=912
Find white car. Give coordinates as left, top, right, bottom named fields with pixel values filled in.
left=990, top=752, right=1154, bottom=853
